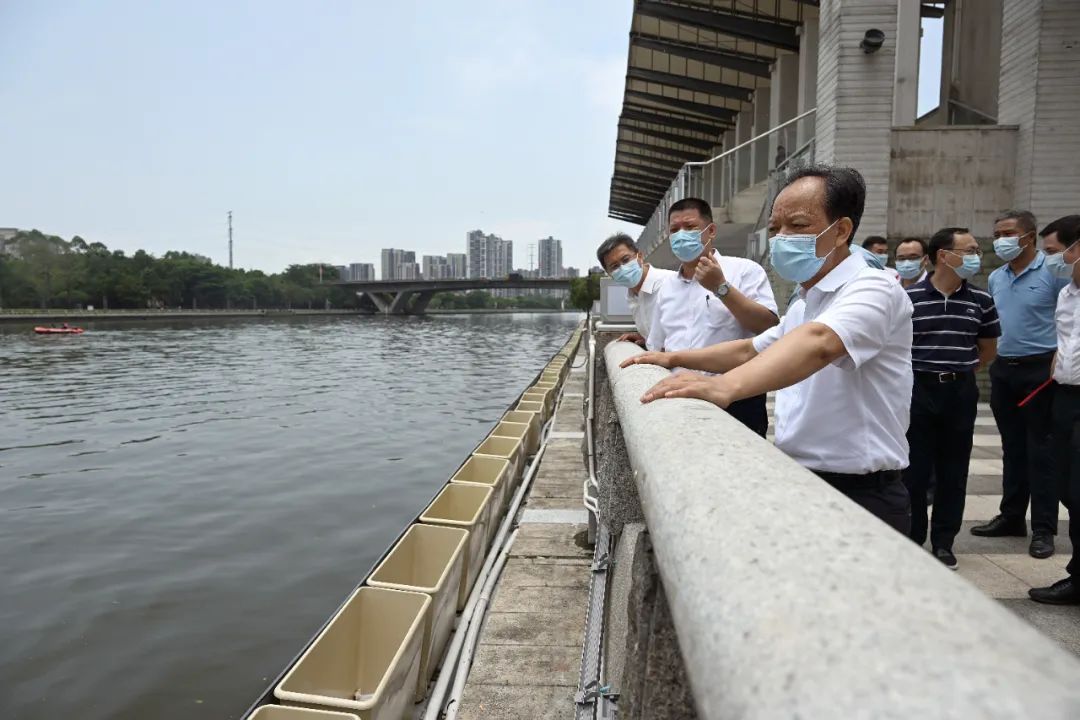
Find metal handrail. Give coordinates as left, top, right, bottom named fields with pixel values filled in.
left=684, top=107, right=817, bottom=169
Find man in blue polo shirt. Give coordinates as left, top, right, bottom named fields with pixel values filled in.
left=904, top=227, right=1000, bottom=569
left=973, top=210, right=1068, bottom=558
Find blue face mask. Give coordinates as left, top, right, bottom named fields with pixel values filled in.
left=945, top=252, right=982, bottom=280
left=610, top=258, right=643, bottom=288
left=874, top=253, right=890, bottom=267
left=1045, top=251, right=1079, bottom=281
left=670, top=227, right=709, bottom=263
left=993, top=236, right=1023, bottom=261
left=895, top=259, right=923, bottom=279
left=768, top=220, right=841, bottom=283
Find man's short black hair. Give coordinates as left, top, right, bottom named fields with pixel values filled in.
left=596, top=233, right=638, bottom=268
left=928, top=227, right=970, bottom=264
left=777, top=164, right=866, bottom=245
left=1040, top=215, right=1080, bottom=246
left=897, top=237, right=928, bottom=256
left=995, top=210, right=1037, bottom=235
left=667, top=197, right=713, bottom=223
left=861, top=235, right=887, bottom=250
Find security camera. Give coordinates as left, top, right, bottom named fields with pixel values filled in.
left=860, top=29, right=885, bottom=53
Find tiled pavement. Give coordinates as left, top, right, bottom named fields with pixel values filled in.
left=769, top=398, right=1080, bottom=655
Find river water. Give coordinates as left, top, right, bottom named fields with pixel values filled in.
left=0, top=313, right=581, bottom=720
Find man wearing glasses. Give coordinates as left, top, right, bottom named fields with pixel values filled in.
left=903, top=228, right=1000, bottom=569
left=973, top=210, right=1068, bottom=559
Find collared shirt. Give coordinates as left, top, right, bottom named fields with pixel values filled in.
left=907, top=278, right=1000, bottom=373
left=988, top=251, right=1068, bottom=357
left=627, top=266, right=676, bottom=340
left=1053, top=282, right=1080, bottom=385
left=752, top=254, right=913, bottom=474
left=646, top=251, right=777, bottom=352
left=899, top=269, right=929, bottom=289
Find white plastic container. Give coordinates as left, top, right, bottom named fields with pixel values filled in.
left=419, top=483, right=494, bottom=609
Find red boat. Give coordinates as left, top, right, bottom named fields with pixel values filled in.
left=34, top=326, right=85, bottom=335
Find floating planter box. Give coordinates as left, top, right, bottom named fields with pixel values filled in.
left=522, top=390, right=552, bottom=421
left=516, top=400, right=544, bottom=418
left=367, top=524, right=468, bottom=700
left=451, top=455, right=511, bottom=520
left=490, top=420, right=529, bottom=449
left=419, top=483, right=494, bottom=610
left=501, top=410, right=540, bottom=455
left=474, top=435, right=525, bottom=485
left=248, top=706, right=360, bottom=720
left=275, top=587, right=429, bottom=720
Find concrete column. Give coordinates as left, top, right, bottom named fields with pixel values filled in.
left=999, top=0, right=1080, bottom=222
left=720, top=130, right=736, bottom=207
left=796, top=17, right=819, bottom=149
left=893, top=0, right=921, bottom=126
left=733, top=110, right=753, bottom=196
left=814, top=0, right=898, bottom=239
left=769, top=52, right=800, bottom=168
left=706, top=143, right=723, bottom=208
left=750, top=89, right=772, bottom=185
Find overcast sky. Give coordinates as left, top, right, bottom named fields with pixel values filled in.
left=2, top=3, right=946, bottom=276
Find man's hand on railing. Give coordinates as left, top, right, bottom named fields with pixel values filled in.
left=616, top=332, right=647, bottom=347
left=620, top=351, right=674, bottom=369
left=640, top=373, right=733, bottom=407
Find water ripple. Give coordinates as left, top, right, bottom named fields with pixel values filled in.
left=0, top=313, right=580, bottom=720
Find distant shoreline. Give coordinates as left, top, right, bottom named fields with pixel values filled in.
left=0, top=308, right=579, bottom=323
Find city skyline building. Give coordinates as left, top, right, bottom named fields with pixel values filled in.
left=538, top=236, right=563, bottom=278
left=380, top=248, right=416, bottom=280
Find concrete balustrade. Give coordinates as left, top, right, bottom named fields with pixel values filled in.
left=603, top=339, right=1080, bottom=719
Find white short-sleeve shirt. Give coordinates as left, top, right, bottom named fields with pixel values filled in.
left=628, top=266, right=676, bottom=340
left=1053, top=282, right=1080, bottom=386
left=752, top=253, right=914, bottom=474
left=647, top=251, right=777, bottom=352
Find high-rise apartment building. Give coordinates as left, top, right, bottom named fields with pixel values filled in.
left=396, top=262, right=420, bottom=280
left=466, top=230, right=513, bottom=279
left=348, top=263, right=375, bottom=281
left=380, top=248, right=416, bottom=280
left=447, top=253, right=467, bottom=279
left=422, top=255, right=452, bottom=280
left=538, top=236, right=563, bottom=278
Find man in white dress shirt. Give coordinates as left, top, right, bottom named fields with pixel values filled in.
left=623, top=165, right=913, bottom=533
left=647, top=197, right=779, bottom=436
left=1031, top=215, right=1080, bottom=604
left=596, top=233, right=676, bottom=347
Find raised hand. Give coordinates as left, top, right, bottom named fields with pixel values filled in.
left=694, top=252, right=725, bottom=293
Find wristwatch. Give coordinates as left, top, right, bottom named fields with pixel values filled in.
left=713, top=282, right=731, bottom=300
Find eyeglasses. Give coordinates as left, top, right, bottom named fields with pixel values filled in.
left=945, top=248, right=983, bottom=258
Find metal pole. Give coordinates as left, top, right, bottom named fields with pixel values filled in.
left=228, top=211, right=233, bottom=269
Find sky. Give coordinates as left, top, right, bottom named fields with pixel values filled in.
left=1, top=0, right=639, bottom=275
left=2, top=3, right=947, bottom=277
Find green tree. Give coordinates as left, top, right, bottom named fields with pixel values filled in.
left=569, top=274, right=601, bottom=311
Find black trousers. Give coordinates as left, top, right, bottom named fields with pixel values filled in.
left=726, top=393, right=767, bottom=438
left=989, top=356, right=1059, bottom=534
left=902, top=372, right=978, bottom=550
left=1051, top=385, right=1080, bottom=577
left=815, top=470, right=912, bottom=535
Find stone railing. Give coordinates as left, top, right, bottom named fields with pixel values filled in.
left=598, top=338, right=1080, bottom=719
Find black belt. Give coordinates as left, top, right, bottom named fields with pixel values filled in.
left=814, top=469, right=901, bottom=491
left=1000, top=351, right=1055, bottom=366
left=915, top=370, right=973, bottom=384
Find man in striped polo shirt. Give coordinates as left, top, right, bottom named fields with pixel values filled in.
left=904, top=227, right=1000, bottom=569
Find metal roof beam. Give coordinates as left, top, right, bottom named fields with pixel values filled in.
left=624, top=89, right=738, bottom=122
left=618, top=138, right=704, bottom=161
left=610, top=200, right=657, bottom=215
left=622, top=107, right=729, bottom=136
left=619, top=122, right=716, bottom=150
left=612, top=191, right=662, bottom=206
left=628, top=67, right=752, bottom=103
left=615, top=149, right=684, bottom=170
left=630, top=33, right=772, bottom=78
left=613, top=171, right=673, bottom=190
left=614, top=162, right=675, bottom=183
left=636, top=0, right=800, bottom=52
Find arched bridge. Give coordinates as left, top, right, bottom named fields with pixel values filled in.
left=334, top=278, right=574, bottom=314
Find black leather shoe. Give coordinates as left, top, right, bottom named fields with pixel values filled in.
left=1029, top=577, right=1080, bottom=605
left=933, top=547, right=958, bottom=570
left=1029, top=533, right=1055, bottom=559
left=970, top=514, right=1027, bottom=537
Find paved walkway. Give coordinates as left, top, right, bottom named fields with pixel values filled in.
left=456, top=350, right=590, bottom=720
left=768, top=397, right=1080, bottom=655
